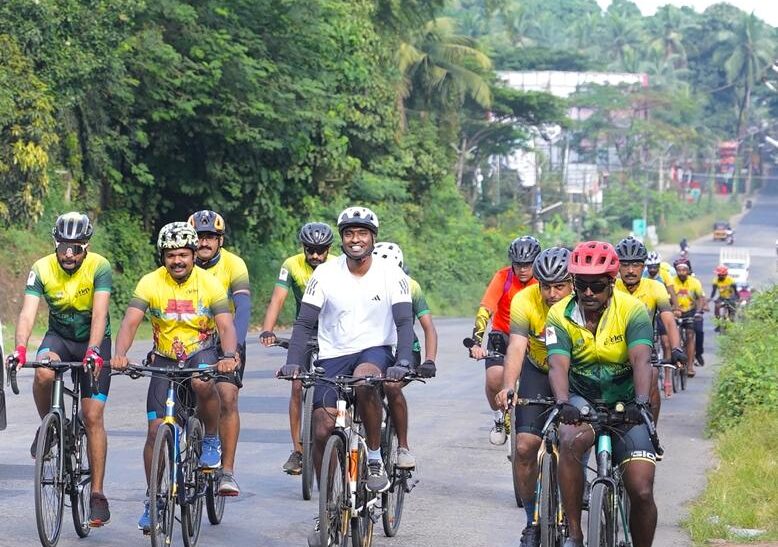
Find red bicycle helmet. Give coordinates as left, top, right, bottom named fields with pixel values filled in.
left=568, top=241, right=620, bottom=278
left=715, top=264, right=728, bottom=276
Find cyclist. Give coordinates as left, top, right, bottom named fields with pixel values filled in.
left=710, top=265, right=739, bottom=331
left=546, top=241, right=657, bottom=547
left=260, top=221, right=335, bottom=475
left=373, top=241, right=438, bottom=469
left=187, top=210, right=251, bottom=496
left=614, top=237, right=686, bottom=406
left=110, top=222, right=238, bottom=532
left=671, top=257, right=705, bottom=377
left=275, top=207, right=414, bottom=547
left=495, top=247, right=573, bottom=547
left=469, top=235, right=540, bottom=445
left=7, top=212, right=113, bottom=526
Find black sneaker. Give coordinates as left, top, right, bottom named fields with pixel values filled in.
left=519, top=524, right=540, bottom=547
left=89, top=493, right=111, bottom=527
left=282, top=450, right=303, bottom=475
left=696, top=354, right=705, bottom=366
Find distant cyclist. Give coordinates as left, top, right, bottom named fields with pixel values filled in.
left=710, top=265, right=739, bottom=331
left=260, top=222, right=335, bottom=475
left=671, top=257, right=705, bottom=376
left=188, top=210, right=251, bottom=496
left=7, top=212, right=113, bottom=527
left=469, top=236, right=540, bottom=445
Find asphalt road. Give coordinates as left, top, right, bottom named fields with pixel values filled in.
left=0, top=188, right=775, bottom=547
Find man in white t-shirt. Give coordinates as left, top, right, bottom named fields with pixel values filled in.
left=279, top=207, right=415, bottom=541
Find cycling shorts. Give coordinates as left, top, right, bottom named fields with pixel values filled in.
left=485, top=331, right=508, bottom=369
left=515, top=358, right=553, bottom=437
left=146, top=347, right=219, bottom=421
left=37, top=332, right=111, bottom=403
left=313, top=345, right=394, bottom=410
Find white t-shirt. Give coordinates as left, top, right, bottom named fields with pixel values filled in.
left=302, top=254, right=412, bottom=359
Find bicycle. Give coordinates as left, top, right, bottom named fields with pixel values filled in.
left=652, top=354, right=680, bottom=398
left=714, top=298, right=737, bottom=333
left=271, top=336, right=319, bottom=500
left=675, top=316, right=695, bottom=390
left=115, top=362, right=230, bottom=547
left=6, top=358, right=99, bottom=547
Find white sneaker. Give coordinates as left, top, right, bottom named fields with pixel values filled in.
left=489, top=419, right=507, bottom=445
left=396, top=447, right=416, bottom=469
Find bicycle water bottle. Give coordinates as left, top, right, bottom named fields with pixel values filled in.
left=336, top=399, right=348, bottom=428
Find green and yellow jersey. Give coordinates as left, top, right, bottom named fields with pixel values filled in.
left=545, top=291, right=653, bottom=405
left=276, top=253, right=335, bottom=315
left=711, top=275, right=737, bottom=300
left=672, top=275, right=704, bottom=313
left=25, top=253, right=112, bottom=341
left=410, top=277, right=430, bottom=353
left=509, top=284, right=551, bottom=372
left=614, top=278, right=671, bottom=323
left=129, top=266, right=230, bottom=360
left=201, top=248, right=250, bottom=311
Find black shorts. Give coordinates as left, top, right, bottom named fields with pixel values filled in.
left=515, top=358, right=554, bottom=437
left=485, top=331, right=508, bottom=369
left=313, top=346, right=394, bottom=409
left=569, top=395, right=656, bottom=467
left=215, top=344, right=247, bottom=388
left=146, top=348, right=219, bottom=421
left=37, top=332, right=112, bottom=402
left=656, top=316, right=667, bottom=336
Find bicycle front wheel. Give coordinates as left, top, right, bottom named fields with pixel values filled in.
left=301, top=385, right=315, bottom=500
left=35, top=412, right=65, bottom=547
left=181, top=418, right=204, bottom=547
left=538, top=452, right=562, bottom=547
left=587, top=482, right=616, bottom=547
left=70, top=417, right=91, bottom=537
left=351, top=441, right=375, bottom=547
left=149, top=425, right=175, bottom=547
left=205, top=472, right=225, bottom=524
left=320, top=434, right=349, bottom=547
left=680, top=365, right=687, bottom=391
left=381, top=418, right=405, bottom=537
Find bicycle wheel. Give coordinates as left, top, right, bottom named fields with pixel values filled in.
left=381, top=418, right=405, bottom=537
left=351, top=442, right=375, bottom=547
left=301, top=384, right=315, bottom=500
left=680, top=365, right=687, bottom=391
left=510, top=410, right=522, bottom=508
left=671, top=365, right=680, bottom=393
left=205, top=472, right=225, bottom=524
left=70, top=418, right=91, bottom=538
left=182, top=418, right=204, bottom=547
left=149, top=425, right=175, bottom=547
left=538, top=452, right=561, bottom=547
left=319, top=434, right=349, bottom=547
left=587, top=482, right=616, bottom=547
left=34, top=412, right=65, bottom=547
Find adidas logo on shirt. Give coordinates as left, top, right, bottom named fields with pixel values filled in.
left=372, top=295, right=381, bottom=301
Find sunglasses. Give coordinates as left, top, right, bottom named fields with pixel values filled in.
left=304, top=245, right=329, bottom=256
left=574, top=278, right=610, bottom=294
left=56, top=242, right=88, bottom=255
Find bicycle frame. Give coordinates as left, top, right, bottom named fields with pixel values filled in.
left=591, top=426, right=632, bottom=546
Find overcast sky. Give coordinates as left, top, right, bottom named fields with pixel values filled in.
left=596, top=0, right=778, bottom=27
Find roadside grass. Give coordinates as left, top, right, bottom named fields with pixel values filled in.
left=658, top=196, right=741, bottom=244
left=685, top=410, right=778, bottom=544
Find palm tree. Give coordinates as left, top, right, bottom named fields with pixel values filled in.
left=603, top=11, right=645, bottom=69
left=500, top=4, right=536, bottom=47
left=647, top=5, right=693, bottom=67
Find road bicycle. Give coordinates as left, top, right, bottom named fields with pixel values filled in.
left=676, top=316, right=696, bottom=390
left=7, top=358, right=98, bottom=547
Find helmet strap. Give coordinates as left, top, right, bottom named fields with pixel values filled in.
left=196, top=249, right=222, bottom=269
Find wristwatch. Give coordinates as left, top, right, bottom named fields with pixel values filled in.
left=222, top=352, right=237, bottom=360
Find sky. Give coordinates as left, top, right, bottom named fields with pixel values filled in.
left=596, top=0, right=778, bottom=27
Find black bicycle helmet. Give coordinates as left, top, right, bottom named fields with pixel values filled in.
left=187, top=210, right=225, bottom=235
left=53, top=212, right=93, bottom=241
left=299, top=222, right=334, bottom=246
left=615, top=236, right=648, bottom=262
left=532, top=247, right=572, bottom=284
left=508, top=235, right=541, bottom=263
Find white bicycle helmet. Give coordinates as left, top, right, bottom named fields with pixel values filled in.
left=645, top=251, right=661, bottom=266
left=373, top=241, right=404, bottom=270
left=337, top=206, right=379, bottom=234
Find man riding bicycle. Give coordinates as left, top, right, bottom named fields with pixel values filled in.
left=546, top=241, right=658, bottom=547
left=671, top=257, right=705, bottom=376
left=7, top=212, right=113, bottom=526
left=470, top=236, right=540, bottom=445
left=187, top=210, right=251, bottom=496
left=710, top=265, right=739, bottom=331
left=495, top=247, right=573, bottom=547
left=109, top=222, right=238, bottom=532
left=260, top=221, right=335, bottom=475
left=276, top=206, right=415, bottom=547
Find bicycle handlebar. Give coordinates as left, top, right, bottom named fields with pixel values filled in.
left=462, top=337, right=503, bottom=359
left=13, top=360, right=100, bottom=397
left=113, top=362, right=230, bottom=383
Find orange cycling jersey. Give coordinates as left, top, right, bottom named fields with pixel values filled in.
left=480, top=266, right=536, bottom=333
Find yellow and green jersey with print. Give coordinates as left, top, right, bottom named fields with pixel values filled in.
left=410, top=277, right=430, bottom=353
left=614, top=278, right=671, bottom=323
left=545, top=291, right=653, bottom=405
left=672, top=275, right=703, bottom=313
left=711, top=275, right=737, bottom=300
left=509, top=284, right=551, bottom=372
left=129, top=266, right=230, bottom=360
left=200, top=248, right=250, bottom=311
left=25, top=252, right=112, bottom=342
left=276, top=252, right=335, bottom=315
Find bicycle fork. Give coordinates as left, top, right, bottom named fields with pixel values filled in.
left=164, top=385, right=180, bottom=499
left=594, top=433, right=632, bottom=547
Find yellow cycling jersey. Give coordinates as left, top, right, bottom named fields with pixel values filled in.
left=711, top=275, right=737, bottom=300
left=545, top=291, right=653, bottom=405
left=672, top=275, right=704, bottom=313
left=129, top=266, right=230, bottom=360
left=200, top=248, right=250, bottom=311
left=615, top=278, right=671, bottom=323
left=509, top=284, right=551, bottom=372
left=25, top=252, right=112, bottom=341
left=276, top=252, right=334, bottom=315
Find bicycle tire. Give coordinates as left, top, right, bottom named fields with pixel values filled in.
left=301, top=385, right=315, bottom=500
left=149, top=425, right=175, bottom=547
left=672, top=365, right=680, bottom=393
left=34, top=412, right=64, bottom=547
left=539, top=452, right=561, bottom=547
left=587, top=482, right=616, bottom=547
left=510, top=411, right=523, bottom=508
left=70, top=418, right=91, bottom=537
left=205, top=472, right=225, bottom=524
left=680, top=366, right=687, bottom=391
left=381, top=418, right=405, bottom=537
left=351, top=441, right=374, bottom=547
left=320, top=434, right=349, bottom=547
left=182, top=418, right=204, bottom=547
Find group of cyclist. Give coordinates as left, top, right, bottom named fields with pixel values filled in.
left=469, top=233, right=735, bottom=547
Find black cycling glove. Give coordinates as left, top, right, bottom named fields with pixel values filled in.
left=671, top=347, right=687, bottom=365
left=416, top=360, right=436, bottom=378
left=277, top=364, right=301, bottom=378
left=556, top=402, right=582, bottom=424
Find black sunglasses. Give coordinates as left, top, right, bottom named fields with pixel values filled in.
left=574, top=278, right=610, bottom=294
left=56, top=242, right=88, bottom=255
left=304, top=245, right=329, bottom=256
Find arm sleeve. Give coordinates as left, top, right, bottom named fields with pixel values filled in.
left=232, top=292, right=251, bottom=346
left=392, top=302, right=415, bottom=364
left=94, top=258, right=113, bottom=292
left=286, top=302, right=321, bottom=365
left=626, top=304, right=654, bottom=349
